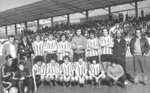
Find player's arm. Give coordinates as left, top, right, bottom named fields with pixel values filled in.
left=83, top=63, right=88, bottom=77
left=107, top=37, right=114, bottom=48
left=32, top=66, right=37, bottom=91
left=97, top=64, right=105, bottom=78
left=1, top=66, right=12, bottom=80
left=116, top=65, right=124, bottom=80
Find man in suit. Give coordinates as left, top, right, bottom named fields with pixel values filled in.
left=2, top=35, right=18, bottom=72
left=130, top=29, right=150, bottom=84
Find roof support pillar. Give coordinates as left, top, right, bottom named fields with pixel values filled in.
left=37, top=19, right=40, bottom=30
left=67, top=14, right=70, bottom=24
left=108, top=6, right=112, bottom=21
left=5, top=25, right=7, bottom=35
left=85, top=10, right=89, bottom=21
left=15, top=24, right=17, bottom=35
left=25, top=21, right=28, bottom=30
left=135, top=0, right=138, bottom=20
left=51, top=17, right=54, bottom=27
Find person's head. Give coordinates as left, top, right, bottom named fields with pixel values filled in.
left=49, top=34, right=54, bottom=41
left=78, top=57, right=84, bottom=64
left=22, top=36, right=28, bottom=43
left=135, top=29, right=142, bottom=38
left=18, top=61, right=25, bottom=71
left=116, top=29, right=122, bottom=39
left=63, top=56, right=70, bottom=64
left=89, top=30, right=95, bottom=39
left=6, top=55, right=13, bottom=66
left=43, top=35, right=48, bottom=42
left=50, top=58, right=56, bottom=64
left=76, top=29, right=82, bottom=36
left=34, top=56, right=43, bottom=66
left=8, top=35, right=15, bottom=44
left=9, top=87, right=18, bottom=93
left=61, top=34, right=67, bottom=42
left=92, top=59, right=97, bottom=64
left=102, top=28, right=109, bottom=36
left=35, top=35, right=41, bottom=42
left=111, top=59, right=118, bottom=68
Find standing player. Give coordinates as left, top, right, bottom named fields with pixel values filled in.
left=32, top=56, right=46, bottom=92
left=57, top=34, right=72, bottom=63
left=75, top=57, right=88, bottom=87
left=71, top=29, right=87, bottom=62
left=32, top=35, right=43, bottom=57
left=60, top=56, right=72, bottom=87
left=86, top=30, right=100, bottom=63
left=45, top=34, right=58, bottom=63
left=99, top=28, right=114, bottom=72
left=88, top=59, right=105, bottom=86
left=45, top=59, right=60, bottom=86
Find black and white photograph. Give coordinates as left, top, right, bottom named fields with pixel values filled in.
left=0, top=0, right=150, bottom=93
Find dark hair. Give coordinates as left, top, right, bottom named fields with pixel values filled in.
left=34, top=56, right=44, bottom=64
left=111, top=58, right=118, bottom=64
left=5, top=55, right=13, bottom=60
left=135, top=28, right=142, bottom=33
left=89, top=30, right=95, bottom=35
left=102, top=28, right=109, bottom=34
left=75, top=29, right=83, bottom=35
left=19, top=61, right=25, bottom=66
left=78, top=56, right=85, bottom=61
left=60, top=34, right=68, bottom=40
left=63, top=56, right=70, bottom=61
left=8, top=35, right=15, bottom=39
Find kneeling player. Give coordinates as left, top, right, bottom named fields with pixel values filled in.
left=60, top=56, right=72, bottom=87
left=1, top=55, right=18, bottom=93
left=75, top=57, right=88, bottom=87
left=45, top=59, right=60, bottom=86
left=32, top=56, right=46, bottom=92
left=89, top=60, right=105, bottom=86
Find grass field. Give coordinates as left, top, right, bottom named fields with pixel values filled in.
left=0, top=57, right=150, bottom=93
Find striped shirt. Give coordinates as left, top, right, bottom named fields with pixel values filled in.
left=32, top=63, right=46, bottom=76
left=46, top=63, right=60, bottom=75
left=32, top=41, right=43, bottom=56
left=42, top=41, right=49, bottom=55
left=58, top=41, right=72, bottom=60
left=75, top=62, right=87, bottom=77
left=86, top=38, right=100, bottom=57
left=89, top=63, right=104, bottom=76
left=47, top=40, right=58, bottom=54
left=99, top=35, right=114, bottom=54
left=61, top=62, right=72, bottom=76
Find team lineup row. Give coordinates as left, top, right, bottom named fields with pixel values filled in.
left=1, top=55, right=125, bottom=93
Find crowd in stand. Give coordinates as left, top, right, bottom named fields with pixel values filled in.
left=0, top=12, right=150, bottom=93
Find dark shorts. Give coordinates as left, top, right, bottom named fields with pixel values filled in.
left=101, top=54, right=113, bottom=62
left=2, top=80, right=18, bottom=90
left=46, top=53, right=57, bottom=63
left=87, top=56, right=99, bottom=63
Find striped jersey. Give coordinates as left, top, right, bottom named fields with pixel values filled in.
left=86, top=38, right=100, bottom=57
left=32, top=41, right=43, bottom=56
left=58, top=41, right=72, bottom=60
left=42, top=41, right=49, bottom=55
left=32, top=63, right=46, bottom=76
left=75, top=62, right=87, bottom=76
left=46, top=62, right=60, bottom=75
left=47, top=40, right=58, bottom=54
left=61, top=62, right=72, bottom=76
left=89, top=63, right=104, bottom=76
left=99, top=35, right=114, bottom=54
